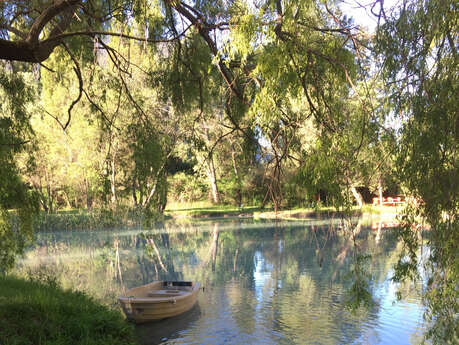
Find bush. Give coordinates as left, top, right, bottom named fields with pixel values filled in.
left=168, top=172, right=207, bottom=203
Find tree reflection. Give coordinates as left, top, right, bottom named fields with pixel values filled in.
left=15, top=219, right=425, bottom=343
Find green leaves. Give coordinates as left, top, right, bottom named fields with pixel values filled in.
left=0, top=69, right=39, bottom=273
left=345, top=253, right=374, bottom=311
left=377, top=0, right=458, bottom=342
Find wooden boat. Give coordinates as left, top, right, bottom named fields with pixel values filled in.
left=118, top=281, right=200, bottom=323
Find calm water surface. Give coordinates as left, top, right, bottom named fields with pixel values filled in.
left=16, top=217, right=427, bottom=345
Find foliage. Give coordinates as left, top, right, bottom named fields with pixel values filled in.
left=0, top=275, right=136, bottom=345
left=0, top=0, right=456, bottom=341
left=168, top=172, right=208, bottom=203
left=345, top=253, right=374, bottom=310
left=377, top=0, right=458, bottom=342
left=34, top=206, right=162, bottom=232
left=0, top=68, right=39, bottom=272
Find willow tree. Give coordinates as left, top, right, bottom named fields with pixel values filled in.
left=0, top=69, right=39, bottom=272
left=3, top=6, right=455, bottom=344
left=0, top=0, right=367, bottom=269
left=376, top=0, right=458, bottom=343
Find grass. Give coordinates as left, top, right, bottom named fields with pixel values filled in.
left=0, top=275, right=137, bottom=345
left=165, top=201, right=268, bottom=218
left=33, top=206, right=163, bottom=232
left=166, top=201, right=403, bottom=220
left=253, top=206, right=351, bottom=220
left=32, top=202, right=403, bottom=230
left=362, top=204, right=404, bottom=215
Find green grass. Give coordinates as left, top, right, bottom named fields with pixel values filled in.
left=253, top=206, right=353, bottom=219
left=361, top=204, right=403, bottom=215
left=33, top=203, right=403, bottom=229
left=34, top=206, right=163, bottom=231
left=166, top=201, right=403, bottom=220
left=0, top=275, right=137, bottom=345
left=165, top=201, right=267, bottom=218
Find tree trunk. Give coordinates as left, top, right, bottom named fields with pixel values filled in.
left=157, top=171, right=168, bottom=213
left=139, top=179, right=144, bottom=206
left=131, top=174, right=138, bottom=207
left=85, top=178, right=92, bottom=210
left=207, top=154, right=220, bottom=204
left=351, top=186, right=363, bottom=208
left=0, top=0, right=80, bottom=62
left=110, top=156, right=116, bottom=204
left=45, top=170, right=53, bottom=213
left=233, top=248, right=239, bottom=272
left=147, top=238, right=168, bottom=273
left=378, top=178, right=384, bottom=207
left=40, top=191, right=49, bottom=212
left=231, top=148, right=242, bottom=207
left=63, top=190, right=71, bottom=209
left=210, top=224, right=220, bottom=272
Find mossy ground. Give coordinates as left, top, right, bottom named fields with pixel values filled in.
left=0, top=275, right=137, bottom=345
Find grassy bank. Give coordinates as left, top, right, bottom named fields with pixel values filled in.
left=32, top=203, right=403, bottom=232
left=34, top=207, right=163, bottom=232
left=165, top=201, right=402, bottom=220
left=165, top=201, right=267, bottom=218
left=253, top=204, right=402, bottom=220
left=0, top=275, right=137, bottom=345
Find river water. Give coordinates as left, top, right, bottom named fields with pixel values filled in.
left=16, top=217, right=427, bottom=345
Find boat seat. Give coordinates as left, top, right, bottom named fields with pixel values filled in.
left=162, top=281, right=193, bottom=291
left=147, top=289, right=186, bottom=297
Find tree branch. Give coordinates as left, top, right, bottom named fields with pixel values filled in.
left=61, top=44, right=83, bottom=131
left=26, top=0, right=81, bottom=45
left=41, top=26, right=192, bottom=46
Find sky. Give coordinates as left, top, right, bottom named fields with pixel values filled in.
left=339, top=0, right=401, bottom=33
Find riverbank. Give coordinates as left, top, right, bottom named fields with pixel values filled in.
left=30, top=203, right=403, bottom=232
left=165, top=202, right=402, bottom=220
left=33, top=207, right=163, bottom=232
left=0, top=275, right=137, bottom=345
left=164, top=202, right=266, bottom=218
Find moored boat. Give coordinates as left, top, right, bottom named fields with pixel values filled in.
left=118, top=281, right=200, bottom=323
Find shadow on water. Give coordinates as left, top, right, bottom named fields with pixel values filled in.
left=135, top=304, right=201, bottom=345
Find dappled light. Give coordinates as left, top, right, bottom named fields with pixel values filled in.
left=0, top=0, right=456, bottom=344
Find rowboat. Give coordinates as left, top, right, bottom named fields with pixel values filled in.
left=118, top=281, right=200, bottom=323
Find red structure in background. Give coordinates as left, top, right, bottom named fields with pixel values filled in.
left=371, top=221, right=400, bottom=230
left=372, top=196, right=405, bottom=206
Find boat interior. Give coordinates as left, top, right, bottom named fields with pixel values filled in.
left=147, top=281, right=194, bottom=297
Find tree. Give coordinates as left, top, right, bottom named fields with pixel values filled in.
left=2, top=2, right=456, bottom=342
left=297, top=75, right=397, bottom=208
left=0, top=68, right=39, bottom=272
left=0, top=0, right=370, bottom=266
left=376, top=0, right=458, bottom=342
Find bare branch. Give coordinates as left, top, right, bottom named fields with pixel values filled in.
left=61, top=44, right=83, bottom=131
left=41, top=26, right=193, bottom=45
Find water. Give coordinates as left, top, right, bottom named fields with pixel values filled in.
left=16, top=217, right=428, bottom=345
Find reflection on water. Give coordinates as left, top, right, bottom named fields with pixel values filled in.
left=136, top=304, right=202, bottom=345
left=16, top=217, right=427, bottom=344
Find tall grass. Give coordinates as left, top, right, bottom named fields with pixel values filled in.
left=0, top=275, right=137, bottom=345
left=34, top=206, right=163, bottom=232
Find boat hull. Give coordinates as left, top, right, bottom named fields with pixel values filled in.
left=118, top=281, right=200, bottom=323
